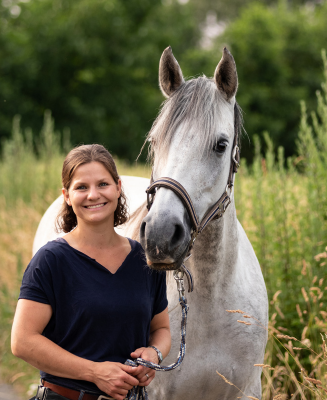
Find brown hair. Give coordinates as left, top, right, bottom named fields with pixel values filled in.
left=56, top=144, right=128, bottom=233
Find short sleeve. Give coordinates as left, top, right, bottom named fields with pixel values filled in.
left=152, top=271, right=168, bottom=317
left=19, top=246, right=56, bottom=309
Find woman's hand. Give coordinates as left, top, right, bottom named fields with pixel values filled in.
left=129, top=347, right=158, bottom=386
left=92, top=362, right=139, bottom=400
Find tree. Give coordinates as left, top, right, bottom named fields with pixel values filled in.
left=217, top=1, right=327, bottom=160
left=0, top=0, right=199, bottom=161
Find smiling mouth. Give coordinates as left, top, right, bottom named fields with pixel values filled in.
left=84, top=203, right=107, bottom=209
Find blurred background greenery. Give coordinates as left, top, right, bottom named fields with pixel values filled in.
left=1, top=0, right=327, bottom=398
left=1, top=0, right=327, bottom=161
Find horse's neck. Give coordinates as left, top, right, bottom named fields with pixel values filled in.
left=186, top=199, right=239, bottom=289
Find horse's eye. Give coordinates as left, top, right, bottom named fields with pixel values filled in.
left=213, top=141, right=228, bottom=154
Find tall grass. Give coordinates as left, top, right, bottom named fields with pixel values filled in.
left=1, top=53, right=327, bottom=397
left=234, top=52, right=327, bottom=338
left=0, top=111, right=68, bottom=212
left=231, top=50, right=327, bottom=399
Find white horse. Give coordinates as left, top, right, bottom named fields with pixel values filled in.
left=34, top=47, right=268, bottom=400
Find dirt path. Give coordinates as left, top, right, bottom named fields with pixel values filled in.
left=0, top=382, right=24, bottom=400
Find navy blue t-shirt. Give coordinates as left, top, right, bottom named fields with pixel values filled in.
left=19, top=238, right=167, bottom=393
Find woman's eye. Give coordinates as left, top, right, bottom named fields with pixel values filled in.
left=213, top=141, right=228, bottom=154
left=99, top=182, right=108, bottom=187
left=76, top=185, right=86, bottom=190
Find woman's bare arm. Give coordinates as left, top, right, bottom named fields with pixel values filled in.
left=11, top=299, right=139, bottom=400
left=130, top=307, right=171, bottom=386
left=149, top=306, right=171, bottom=359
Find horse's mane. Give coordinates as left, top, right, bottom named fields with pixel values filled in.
left=143, top=75, right=243, bottom=164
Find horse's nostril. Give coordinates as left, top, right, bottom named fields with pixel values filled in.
left=140, top=221, right=146, bottom=239
left=171, top=224, right=183, bottom=246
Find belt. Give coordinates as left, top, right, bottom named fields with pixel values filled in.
left=42, top=381, right=113, bottom=400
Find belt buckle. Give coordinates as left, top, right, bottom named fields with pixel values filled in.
left=97, top=396, right=112, bottom=400
left=36, top=386, right=48, bottom=400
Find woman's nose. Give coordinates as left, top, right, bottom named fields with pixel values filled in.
left=87, top=186, right=100, bottom=200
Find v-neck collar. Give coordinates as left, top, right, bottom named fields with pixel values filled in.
left=55, top=237, right=134, bottom=275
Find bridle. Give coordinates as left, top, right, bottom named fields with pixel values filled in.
left=146, top=117, right=240, bottom=265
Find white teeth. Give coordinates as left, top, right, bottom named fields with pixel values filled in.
left=86, top=203, right=105, bottom=209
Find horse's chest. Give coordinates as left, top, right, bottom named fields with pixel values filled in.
left=151, top=351, right=255, bottom=400
left=159, top=290, right=266, bottom=400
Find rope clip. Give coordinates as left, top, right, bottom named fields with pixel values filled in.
left=174, top=269, right=185, bottom=300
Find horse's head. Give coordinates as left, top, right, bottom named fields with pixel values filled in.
left=140, top=47, right=241, bottom=271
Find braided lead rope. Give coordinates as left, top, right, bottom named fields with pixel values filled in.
left=125, top=295, right=189, bottom=400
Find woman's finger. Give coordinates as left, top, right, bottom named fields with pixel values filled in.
left=120, top=367, right=140, bottom=387
left=116, top=388, right=128, bottom=397
left=143, top=369, right=153, bottom=379
left=111, top=387, right=128, bottom=399
left=138, top=371, right=156, bottom=386
left=131, top=365, right=144, bottom=376
left=118, top=382, right=134, bottom=391
left=135, top=366, right=153, bottom=381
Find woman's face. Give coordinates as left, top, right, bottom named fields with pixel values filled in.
left=63, top=161, right=121, bottom=227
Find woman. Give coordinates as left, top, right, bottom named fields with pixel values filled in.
left=11, top=144, right=171, bottom=400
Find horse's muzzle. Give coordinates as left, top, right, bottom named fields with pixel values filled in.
left=147, top=260, right=180, bottom=271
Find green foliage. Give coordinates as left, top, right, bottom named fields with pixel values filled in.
left=0, top=110, right=152, bottom=213
left=1, top=101, right=326, bottom=396
left=0, top=111, right=68, bottom=212
left=2, top=0, right=327, bottom=163
left=0, top=0, right=200, bottom=162
left=235, top=52, right=327, bottom=400
left=233, top=51, right=327, bottom=391
left=1, top=30, right=327, bottom=397
left=187, top=0, right=311, bottom=25
left=235, top=128, right=327, bottom=331
left=219, top=1, right=327, bottom=161
left=0, top=275, right=40, bottom=393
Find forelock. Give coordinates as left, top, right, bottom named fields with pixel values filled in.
left=146, top=75, right=238, bottom=163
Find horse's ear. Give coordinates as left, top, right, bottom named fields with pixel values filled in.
left=159, top=46, right=184, bottom=98
left=214, top=47, right=238, bottom=102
